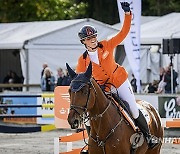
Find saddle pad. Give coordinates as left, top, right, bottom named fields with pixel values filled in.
left=120, top=102, right=151, bottom=131
left=137, top=103, right=151, bottom=125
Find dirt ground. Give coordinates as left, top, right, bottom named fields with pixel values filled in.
left=0, top=129, right=179, bottom=154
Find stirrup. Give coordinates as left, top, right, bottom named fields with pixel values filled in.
left=146, top=135, right=160, bottom=149
left=80, top=150, right=88, bottom=154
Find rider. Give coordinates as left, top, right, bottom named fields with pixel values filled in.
left=76, top=2, right=159, bottom=149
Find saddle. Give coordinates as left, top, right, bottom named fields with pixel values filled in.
left=106, top=93, right=138, bottom=131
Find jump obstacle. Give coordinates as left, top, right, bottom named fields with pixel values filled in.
left=54, top=130, right=88, bottom=154
left=0, top=93, right=55, bottom=133
left=54, top=128, right=180, bottom=154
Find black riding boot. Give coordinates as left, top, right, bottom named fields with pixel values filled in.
left=135, top=110, right=160, bottom=149
left=85, top=125, right=91, bottom=136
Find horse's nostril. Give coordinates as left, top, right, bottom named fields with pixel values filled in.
left=74, top=119, right=79, bottom=128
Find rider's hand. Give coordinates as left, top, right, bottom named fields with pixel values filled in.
left=121, top=2, right=130, bottom=13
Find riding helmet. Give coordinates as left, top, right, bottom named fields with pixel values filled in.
left=78, top=25, right=97, bottom=40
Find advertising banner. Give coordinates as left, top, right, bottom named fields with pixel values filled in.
left=54, top=86, right=70, bottom=129
left=37, top=96, right=54, bottom=124
left=3, top=97, right=37, bottom=123
left=158, top=96, right=180, bottom=118
left=117, top=0, right=141, bottom=92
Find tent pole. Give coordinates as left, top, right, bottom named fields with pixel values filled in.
left=23, top=41, right=29, bottom=91
left=25, top=49, right=29, bottom=91
left=170, top=55, right=174, bottom=94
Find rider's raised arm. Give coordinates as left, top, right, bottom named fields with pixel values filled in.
left=107, top=12, right=131, bottom=50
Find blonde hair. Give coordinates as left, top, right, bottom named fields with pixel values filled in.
left=43, top=67, right=53, bottom=77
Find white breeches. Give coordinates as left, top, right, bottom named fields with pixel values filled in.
left=116, top=79, right=139, bottom=119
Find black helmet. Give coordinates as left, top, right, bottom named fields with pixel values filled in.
left=78, top=25, right=97, bottom=40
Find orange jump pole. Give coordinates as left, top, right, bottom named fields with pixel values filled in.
left=54, top=131, right=88, bottom=154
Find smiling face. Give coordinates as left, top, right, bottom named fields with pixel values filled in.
left=82, top=35, right=98, bottom=51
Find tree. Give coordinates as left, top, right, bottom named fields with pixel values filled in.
left=78, top=0, right=180, bottom=24
left=77, top=0, right=119, bottom=25
left=142, top=0, right=180, bottom=16
left=0, top=0, right=179, bottom=24
left=0, top=0, right=88, bottom=22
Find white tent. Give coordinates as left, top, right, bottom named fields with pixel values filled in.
left=0, top=19, right=118, bottom=86
left=113, top=15, right=159, bottom=29
left=141, top=13, right=180, bottom=44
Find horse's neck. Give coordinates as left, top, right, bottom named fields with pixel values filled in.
left=89, top=78, right=109, bottom=115
left=88, top=80, right=120, bottom=138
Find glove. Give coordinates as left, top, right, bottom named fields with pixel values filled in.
left=121, top=2, right=130, bottom=12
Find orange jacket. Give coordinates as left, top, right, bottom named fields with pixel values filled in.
left=76, top=13, right=132, bottom=88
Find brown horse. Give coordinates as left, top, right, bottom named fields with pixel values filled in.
left=67, top=63, right=163, bottom=154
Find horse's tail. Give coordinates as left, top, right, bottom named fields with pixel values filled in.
left=144, top=103, right=164, bottom=154
left=148, top=103, right=164, bottom=139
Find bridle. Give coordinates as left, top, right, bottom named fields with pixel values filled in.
left=69, top=78, right=99, bottom=122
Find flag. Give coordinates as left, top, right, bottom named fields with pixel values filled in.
left=117, top=0, right=141, bottom=93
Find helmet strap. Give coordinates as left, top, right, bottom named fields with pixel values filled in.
left=86, top=44, right=98, bottom=51
left=81, top=40, right=101, bottom=51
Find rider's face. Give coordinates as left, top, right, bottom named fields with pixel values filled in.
left=83, top=35, right=98, bottom=49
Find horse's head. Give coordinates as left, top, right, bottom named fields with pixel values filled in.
left=66, top=62, right=96, bottom=129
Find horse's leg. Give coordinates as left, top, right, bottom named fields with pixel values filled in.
left=134, top=142, right=148, bottom=154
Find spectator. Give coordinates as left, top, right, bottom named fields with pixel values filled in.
left=41, top=67, right=55, bottom=92
left=159, top=67, right=166, bottom=81
left=41, top=63, right=48, bottom=78
left=156, top=67, right=167, bottom=94
left=130, top=74, right=137, bottom=92
left=3, top=71, right=23, bottom=91
left=61, top=69, right=71, bottom=86
left=3, top=70, right=13, bottom=84
left=56, top=67, right=64, bottom=86
left=0, top=98, right=8, bottom=115
left=164, top=64, right=178, bottom=93
left=144, top=80, right=158, bottom=93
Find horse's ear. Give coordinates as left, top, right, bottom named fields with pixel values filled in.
left=66, top=63, right=76, bottom=78
left=84, top=62, right=92, bottom=79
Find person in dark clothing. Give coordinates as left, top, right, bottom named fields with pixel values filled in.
left=164, top=65, right=178, bottom=93
left=159, top=67, right=166, bottom=81
left=148, top=82, right=158, bottom=93
left=61, top=69, right=71, bottom=86
left=56, top=67, right=64, bottom=86
left=61, top=75, right=71, bottom=86
left=41, top=63, right=48, bottom=78
left=130, top=74, right=137, bottom=92
left=3, top=71, right=23, bottom=91
left=3, top=70, right=13, bottom=84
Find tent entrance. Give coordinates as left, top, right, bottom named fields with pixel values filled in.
left=0, top=49, right=23, bottom=83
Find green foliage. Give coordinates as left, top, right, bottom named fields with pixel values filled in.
left=81, top=0, right=180, bottom=24
left=142, top=0, right=180, bottom=16
left=0, top=0, right=88, bottom=22
left=0, top=0, right=179, bottom=24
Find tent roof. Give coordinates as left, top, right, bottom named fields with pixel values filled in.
left=141, top=12, right=180, bottom=44
left=113, top=15, right=159, bottom=29
left=0, top=18, right=117, bottom=49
